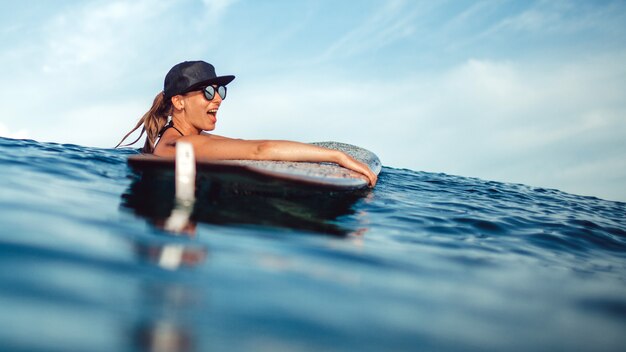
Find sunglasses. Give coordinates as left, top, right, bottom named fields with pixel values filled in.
left=203, top=85, right=227, bottom=101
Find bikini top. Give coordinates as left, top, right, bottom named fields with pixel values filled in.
left=155, top=120, right=184, bottom=149
left=158, top=120, right=184, bottom=138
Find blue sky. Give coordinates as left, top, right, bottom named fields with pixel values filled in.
left=1, top=0, right=625, bottom=201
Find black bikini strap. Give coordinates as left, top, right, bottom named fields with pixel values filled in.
left=158, top=120, right=184, bottom=138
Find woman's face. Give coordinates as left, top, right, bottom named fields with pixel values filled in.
left=181, top=87, right=223, bottom=131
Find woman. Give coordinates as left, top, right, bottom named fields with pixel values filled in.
left=116, top=61, right=377, bottom=186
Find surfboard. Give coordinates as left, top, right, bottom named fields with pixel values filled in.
left=127, top=141, right=381, bottom=191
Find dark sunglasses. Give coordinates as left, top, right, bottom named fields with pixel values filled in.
left=203, top=85, right=227, bottom=101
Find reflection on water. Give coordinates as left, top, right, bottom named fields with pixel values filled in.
left=133, top=241, right=207, bottom=270
left=121, top=168, right=368, bottom=236
left=132, top=278, right=202, bottom=352
left=134, top=321, right=193, bottom=352
left=121, top=166, right=371, bottom=352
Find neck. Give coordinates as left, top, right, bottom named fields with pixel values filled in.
left=171, top=112, right=200, bottom=136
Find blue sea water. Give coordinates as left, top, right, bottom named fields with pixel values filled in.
left=0, top=136, right=625, bottom=352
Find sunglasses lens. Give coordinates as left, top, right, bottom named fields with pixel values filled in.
left=203, top=86, right=227, bottom=100
left=204, top=86, right=215, bottom=100
left=218, top=86, right=227, bottom=100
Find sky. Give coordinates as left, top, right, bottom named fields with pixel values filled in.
left=1, top=0, right=625, bottom=201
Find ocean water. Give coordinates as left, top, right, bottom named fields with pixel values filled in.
left=0, top=136, right=625, bottom=352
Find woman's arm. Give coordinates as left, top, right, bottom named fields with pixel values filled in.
left=199, top=132, right=239, bottom=140
left=157, top=134, right=377, bottom=186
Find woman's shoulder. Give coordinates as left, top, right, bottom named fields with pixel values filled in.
left=154, top=129, right=186, bottom=156
left=200, top=132, right=239, bottom=141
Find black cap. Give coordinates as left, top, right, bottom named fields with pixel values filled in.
left=163, top=61, right=235, bottom=100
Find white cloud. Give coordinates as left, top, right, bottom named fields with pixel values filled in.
left=482, top=0, right=626, bottom=38
left=0, top=0, right=222, bottom=147
left=313, top=0, right=422, bottom=63
left=220, top=52, right=626, bottom=201
left=413, top=57, right=626, bottom=200
left=0, top=122, right=30, bottom=140
left=202, top=0, right=238, bottom=19
left=40, top=0, right=171, bottom=79
left=34, top=101, right=148, bottom=148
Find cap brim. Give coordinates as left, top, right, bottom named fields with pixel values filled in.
left=187, top=75, right=235, bottom=92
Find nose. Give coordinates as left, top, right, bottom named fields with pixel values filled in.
left=212, top=92, right=222, bottom=104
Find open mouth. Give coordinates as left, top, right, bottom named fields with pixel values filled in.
left=207, top=109, right=218, bottom=114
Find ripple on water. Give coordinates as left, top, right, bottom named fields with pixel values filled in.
left=1, top=137, right=626, bottom=351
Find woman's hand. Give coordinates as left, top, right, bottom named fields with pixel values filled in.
left=335, top=152, right=378, bottom=187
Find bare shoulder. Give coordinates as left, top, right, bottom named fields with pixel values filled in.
left=200, top=131, right=240, bottom=141
left=153, top=129, right=186, bottom=157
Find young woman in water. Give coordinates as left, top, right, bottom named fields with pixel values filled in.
left=116, top=61, right=377, bottom=186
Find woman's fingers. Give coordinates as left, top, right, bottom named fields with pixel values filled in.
left=356, top=160, right=377, bottom=187
left=338, top=153, right=377, bottom=187
left=366, top=168, right=377, bottom=187
left=364, top=172, right=376, bottom=187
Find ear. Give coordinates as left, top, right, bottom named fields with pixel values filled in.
left=171, top=95, right=185, bottom=110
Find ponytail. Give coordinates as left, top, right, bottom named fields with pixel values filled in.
left=115, top=92, right=171, bottom=153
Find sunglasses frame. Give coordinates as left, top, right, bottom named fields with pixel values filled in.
left=202, top=85, right=227, bottom=101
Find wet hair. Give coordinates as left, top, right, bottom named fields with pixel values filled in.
left=115, top=92, right=172, bottom=153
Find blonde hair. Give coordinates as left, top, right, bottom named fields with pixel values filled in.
left=115, top=92, right=172, bottom=153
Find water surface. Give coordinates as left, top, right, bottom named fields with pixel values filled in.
left=0, top=137, right=625, bottom=351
